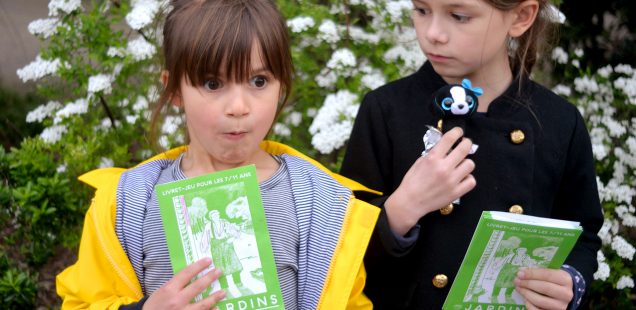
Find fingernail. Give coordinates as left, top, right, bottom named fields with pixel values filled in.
left=517, top=270, right=525, bottom=278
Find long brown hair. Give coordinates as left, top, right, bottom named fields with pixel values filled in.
left=150, top=0, right=293, bottom=148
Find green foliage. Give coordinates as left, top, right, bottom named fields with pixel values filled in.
left=0, top=268, right=37, bottom=309
left=0, top=87, right=42, bottom=150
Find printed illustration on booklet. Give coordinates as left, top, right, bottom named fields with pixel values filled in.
left=443, top=211, right=582, bottom=310
left=156, top=165, right=285, bottom=310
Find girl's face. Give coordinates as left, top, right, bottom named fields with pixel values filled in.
left=174, top=47, right=280, bottom=172
left=411, top=0, right=518, bottom=84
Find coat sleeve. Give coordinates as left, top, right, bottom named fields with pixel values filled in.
left=553, top=109, right=603, bottom=291
left=56, top=170, right=143, bottom=309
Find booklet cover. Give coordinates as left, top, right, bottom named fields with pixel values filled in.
left=443, top=211, right=582, bottom=310
left=156, top=165, right=284, bottom=310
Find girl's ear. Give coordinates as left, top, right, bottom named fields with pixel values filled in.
left=508, top=0, right=539, bottom=38
left=161, top=70, right=183, bottom=107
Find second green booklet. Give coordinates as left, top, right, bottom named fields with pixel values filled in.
left=443, top=211, right=582, bottom=310
left=155, top=164, right=284, bottom=310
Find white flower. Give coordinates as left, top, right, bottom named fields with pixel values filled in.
left=133, top=96, right=149, bottom=112
left=326, top=48, right=357, bottom=70
left=574, top=76, right=599, bottom=94
left=598, top=218, right=613, bottom=245
left=306, top=108, right=317, bottom=117
left=315, top=70, right=338, bottom=88
left=16, top=55, right=61, bottom=82
left=126, top=0, right=162, bottom=30
left=551, top=47, right=568, bottom=64
left=54, top=98, right=89, bottom=124
left=287, top=16, right=315, bottom=33
left=383, top=31, right=425, bottom=75
left=87, top=74, right=113, bottom=94
left=552, top=84, right=571, bottom=97
left=28, top=18, right=59, bottom=38
left=574, top=48, right=584, bottom=58
left=547, top=4, right=566, bottom=24
left=593, top=261, right=610, bottom=281
left=597, top=65, right=613, bottom=78
left=159, top=135, right=170, bottom=149
left=40, top=125, right=67, bottom=144
left=56, top=164, right=67, bottom=173
left=572, top=59, right=580, bottom=68
left=26, top=101, right=62, bottom=123
left=49, top=0, right=81, bottom=16
left=361, top=71, right=386, bottom=90
left=126, top=115, right=139, bottom=124
left=309, top=90, right=359, bottom=154
left=611, top=235, right=635, bottom=260
left=98, top=157, right=114, bottom=168
left=593, top=250, right=610, bottom=281
left=272, top=123, right=291, bottom=137
left=127, top=37, right=156, bottom=61
left=107, top=47, right=125, bottom=58
left=614, top=64, right=634, bottom=75
left=349, top=26, right=380, bottom=44
left=385, top=0, right=411, bottom=23
left=286, top=112, right=303, bottom=127
left=318, top=19, right=340, bottom=44
left=162, top=115, right=183, bottom=134
left=616, top=276, right=635, bottom=290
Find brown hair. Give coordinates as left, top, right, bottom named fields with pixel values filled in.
left=150, top=0, right=293, bottom=148
left=486, top=0, right=558, bottom=83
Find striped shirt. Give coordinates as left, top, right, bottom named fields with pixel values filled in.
left=116, top=154, right=299, bottom=309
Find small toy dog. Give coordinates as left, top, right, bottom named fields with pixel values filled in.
left=432, top=79, right=483, bottom=118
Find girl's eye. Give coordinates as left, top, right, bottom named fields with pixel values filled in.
left=203, top=79, right=222, bottom=91
left=451, top=13, right=471, bottom=23
left=414, top=7, right=430, bottom=16
left=250, top=75, right=268, bottom=88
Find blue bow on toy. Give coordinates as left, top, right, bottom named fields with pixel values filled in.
left=433, top=78, right=483, bottom=118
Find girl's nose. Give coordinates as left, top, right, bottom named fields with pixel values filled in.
left=225, top=87, right=250, bottom=117
left=426, top=17, right=449, bottom=44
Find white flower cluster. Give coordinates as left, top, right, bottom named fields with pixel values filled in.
left=551, top=47, right=568, bottom=64
left=127, top=37, right=156, bottom=61
left=48, top=0, right=81, bottom=16
left=611, top=236, right=635, bottom=260
left=98, top=157, right=114, bottom=168
left=40, top=125, right=67, bottom=144
left=318, top=20, right=340, bottom=44
left=28, top=18, right=59, bottom=38
left=54, top=98, right=89, bottom=124
left=287, top=16, right=315, bottom=33
left=26, top=101, right=62, bottom=123
left=16, top=55, right=62, bottom=83
left=593, top=250, right=610, bottom=281
left=384, top=0, right=412, bottom=23
left=87, top=74, right=114, bottom=94
left=126, top=0, right=163, bottom=30
left=616, top=275, right=635, bottom=290
left=309, top=90, right=359, bottom=154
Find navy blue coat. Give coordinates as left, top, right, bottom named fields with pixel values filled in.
left=341, top=62, right=603, bottom=309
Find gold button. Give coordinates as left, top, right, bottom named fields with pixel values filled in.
left=510, top=130, right=525, bottom=144
left=509, top=205, right=524, bottom=214
left=432, top=274, right=448, bottom=288
left=440, top=203, right=454, bottom=215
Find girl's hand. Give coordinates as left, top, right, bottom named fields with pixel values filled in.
left=143, top=258, right=226, bottom=310
left=514, top=267, right=573, bottom=310
left=385, top=127, right=476, bottom=235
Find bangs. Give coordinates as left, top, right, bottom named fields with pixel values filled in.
left=165, top=0, right=289, bottom=87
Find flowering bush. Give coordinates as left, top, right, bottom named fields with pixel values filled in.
left=551, top=47, right=636, bottom=307
left=7, top=0, right=634, bottom=308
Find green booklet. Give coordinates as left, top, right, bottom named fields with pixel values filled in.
left=443, top=211, right=582, bottom=310
left=156, top=165, right=285, bottom=310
